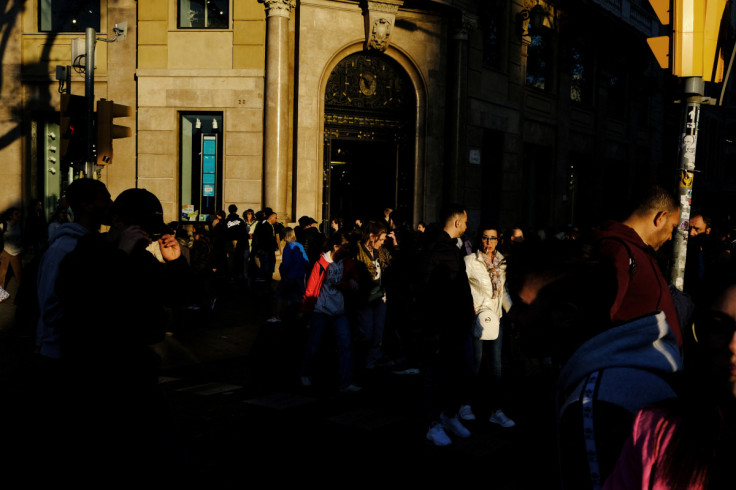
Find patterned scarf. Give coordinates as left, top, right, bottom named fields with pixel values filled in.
left=480, top=251, right=502, bottom=299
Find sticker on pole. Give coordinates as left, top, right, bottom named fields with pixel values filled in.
left=680, top=170, right=694, bottom=188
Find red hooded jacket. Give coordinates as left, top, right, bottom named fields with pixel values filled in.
left=595, top=220, right=682, bottom=347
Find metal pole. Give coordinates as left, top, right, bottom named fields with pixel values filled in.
left=671, top=77, right=704, bottom=291
left=84, top=27, right=96, bottom=178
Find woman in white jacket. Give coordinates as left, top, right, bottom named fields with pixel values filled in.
left=462, top=227, right=516, bottom=428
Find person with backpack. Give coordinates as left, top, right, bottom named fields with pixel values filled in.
left=594, top=184, right=683, bottom=347
left=299, top=231, right=361, bottom=393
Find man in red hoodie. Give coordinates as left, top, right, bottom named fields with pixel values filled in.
left=595, top=184, right=683, bottom=347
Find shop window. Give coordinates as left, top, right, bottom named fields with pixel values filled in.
left=39, top=0, right=100, bottom=32
left=482, top=0, right=505, bottom=70
left=178, top=0, right=229, bottom=29
left=526, top=31, right=553, bottom=91
left=570, top=46, right=593, bottom=104
left=600, top=60, right=626, bottom=119
left=180, top=113, right=223, bottom=222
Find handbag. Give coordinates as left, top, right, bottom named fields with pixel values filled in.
left=474, top=308, right=499, bottom=340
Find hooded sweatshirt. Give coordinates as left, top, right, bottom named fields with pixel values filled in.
left=557, top=312, right=683, bottom=489
left=36, top=222, right=90, bottom=359
left=594, top=220, right=682, bottom=347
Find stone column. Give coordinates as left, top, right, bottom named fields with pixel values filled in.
left=261, top=0, right=295, bottom=221
left=445, top=15, right=476, bottom=203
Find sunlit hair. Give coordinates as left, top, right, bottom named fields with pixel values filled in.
left=362, top=220, right=388, bottom=244
left=630, top=184, right=679, bottom=216
left=282, top=227, right=295, bottom=242
left=439, top=203, right=466, bottom=227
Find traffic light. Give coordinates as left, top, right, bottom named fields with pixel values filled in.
left=647, top=0, right=728, bottom=82
left=96, top=98, right=132, bottom=165
left=59, top=94, right=87, bottom=163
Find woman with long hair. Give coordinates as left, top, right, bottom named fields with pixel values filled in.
left=353, top=220, right=392, bottom=373
left=242, top=208, right=257, bottom=282
left=299, top=231, right=361, bottom=393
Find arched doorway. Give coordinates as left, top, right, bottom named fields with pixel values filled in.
left=323, top=52, right=416, bottom=227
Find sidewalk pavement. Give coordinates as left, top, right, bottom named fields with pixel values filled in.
left=0, top=278, right=561, bottom=487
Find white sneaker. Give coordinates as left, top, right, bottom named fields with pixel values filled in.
left=489, top=409, right=516, bottom=428
left=440, top=413, right=471, bottom=438
left=338, top=384, right=362, bottom=394
left=458, top=404, right=476, bottom=421
left=266, top=317, right=281, bottom=323
left=426, top=423, right=452, bottom=446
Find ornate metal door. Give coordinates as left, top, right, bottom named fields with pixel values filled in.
left=323, top=52, right=416, bottom=227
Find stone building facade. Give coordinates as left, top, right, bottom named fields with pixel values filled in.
left=1, top=0, right=703, bottom=233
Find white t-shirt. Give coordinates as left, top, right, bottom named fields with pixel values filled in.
left=2, top=222, right=23, bottom=256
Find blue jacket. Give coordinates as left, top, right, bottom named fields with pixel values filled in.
left=556, top=312, right=683, bottom=489
left=280, top=241, right=309, bottom=280
left=36, top=223, right=90, bottom=359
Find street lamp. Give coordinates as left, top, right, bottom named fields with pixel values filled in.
left=517, top=1, right=547, bottom=38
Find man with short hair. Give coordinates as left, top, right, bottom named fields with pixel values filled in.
left=296, top=216, right=324, bottom=267
left=253, top=210, right=279, bottom=281
left=685, top=213, right=722, bottom=298
left=36, top=178, right=112, bottom=361
left=224, top=204, right=246, bottom=279
left=689, top=214, right=711, bottom=237
left=552, top=184, right=685, bottom=489
left=595, top=183, right=682, bottom=346
left=419, top=203, right=476, bottom=446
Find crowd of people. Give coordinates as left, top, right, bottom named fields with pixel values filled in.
left=3, top=181, right=736, bottom=487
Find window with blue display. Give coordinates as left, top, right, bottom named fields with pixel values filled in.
left=180, top=113, right=223, bottom=222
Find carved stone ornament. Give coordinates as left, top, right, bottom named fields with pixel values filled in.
left=259, top=0, right=296, bottom=18
left=361, top=0, right=403, bottom=52
left=324, top=52, right=413, bottom=115
left=452, top=14, right=478, bottom=41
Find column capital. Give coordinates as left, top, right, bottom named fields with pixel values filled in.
left=260, top=0, right=296, bottom=19
left=361, top=0, right=404, bottom=52
left=451, top=14, right=478, bottom=41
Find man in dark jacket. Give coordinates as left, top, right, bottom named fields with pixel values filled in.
left=418, top=204, right=476, bottom=446
left=252, top=209, right=279, bottom=281
left=224, top=204, right=246, bottom=280
left=296, top=215, right=324, bottom=267
left=548, top=184, right=684, bottom=489
left=53, top=188, right=188, bottom=475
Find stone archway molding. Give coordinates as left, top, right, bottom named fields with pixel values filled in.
left=317, top=41, right=427, bottom=226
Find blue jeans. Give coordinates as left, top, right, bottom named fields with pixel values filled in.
left=301, top=312, right=353, bottom=389
left=473, top=323, right=503, bottom=380
left=355, top=299, right=387, bottom=369
left=472, top=322, right=505, bottom=410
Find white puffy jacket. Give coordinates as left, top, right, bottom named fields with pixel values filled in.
left=464, top=250, right=513, bottom=340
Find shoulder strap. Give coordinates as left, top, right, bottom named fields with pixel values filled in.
left=599, top=236, right=637, bottom=278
